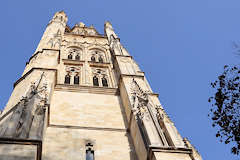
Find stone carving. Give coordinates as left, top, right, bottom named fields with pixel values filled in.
left=47, top=29, right=62, bottom=48
left=90, top=50, right=106, bottom=63
left=67, top=48, right=82, bottom=60
left=92, top=68, right=108, bottom=79
left=0, top=72, right=49, bottom=140
left=119, top=57, right=136, bottom=75
left=70, top=24, right=99, bottom=36
left=155, top=105, right=165, bottom=120
left=131, top=79, right=150, bottom=120
left=91, top=68, right=109, bottom=87
left=66, top=66, right=81, bottom=75
left=155, top=104, right=185, bottom=147
left=50, top=12, right=67, bottom=24
left=109, top=35, right=123, bottom=55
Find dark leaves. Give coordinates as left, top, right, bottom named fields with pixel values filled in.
left=209, top=65, right=240, bottom=155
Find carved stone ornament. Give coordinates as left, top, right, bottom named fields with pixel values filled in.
left=66, top=66, right=81, bottom=75
left=47, top=29, right=62, bottom=48
left=131, top=79, right=150, bottom=120
left=155, top=105, right=165, bottom=120
left=0, top=72, right=49, bottom=140
left=92, top=68, right=107, bottom=78
left=109, top=35, right=123, bottom=55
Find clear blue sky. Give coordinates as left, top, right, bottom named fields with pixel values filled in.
left=0, top=0, right=239, bottom=159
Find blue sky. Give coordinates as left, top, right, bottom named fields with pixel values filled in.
left=0, top=0, right=240, bottom=159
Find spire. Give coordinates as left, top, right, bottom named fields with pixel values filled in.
left=49, top=11, right=68, bottom=25
left=104, top=21, right=118, bottom=39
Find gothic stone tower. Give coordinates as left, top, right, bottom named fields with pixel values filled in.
left=0, top=11, right=202, bottom=160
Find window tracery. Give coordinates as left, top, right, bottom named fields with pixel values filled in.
left=86, top=143, right=94, bottom=160
left=65, top=66, right=81, bottom=85
left=92, top=68, right=109, bottom=87
left=67, top=48, right=82, bottom=61
left=90, top=50, right=106, bottom=63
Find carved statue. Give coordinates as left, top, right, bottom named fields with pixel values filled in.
left=131, top=79, right=150, bottom=120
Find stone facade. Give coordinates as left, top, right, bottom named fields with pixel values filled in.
left=0, top=11, right=202, bottom=160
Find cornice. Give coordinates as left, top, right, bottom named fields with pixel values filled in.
left=49, top=124, right=127, bottom=132
left=147, top=145, right=193, bottom=160
left=62, top=59, right=85, bottom=65
left=14, top=68, right=57, bottom=88
left=27, top=49, right=60, bottom=65
left=0, top=138, right=42, bottom=160
left=88, top=61, right=111, bottom=68
left=64, top=32, right=107, bottom=39
left=115, top=54, right=132, bottom=59
left=55, top=84, right=119, bottom=95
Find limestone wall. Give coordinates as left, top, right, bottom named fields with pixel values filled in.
left=42, top=127, right=135, bottom=160
left=0, top=144, right=37, bottom=160
left=49, top=91, right=127, bottom=129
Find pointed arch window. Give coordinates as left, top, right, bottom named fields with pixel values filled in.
left=93, top=76, right=99, bottom=86
left=91, top=56, right=96, bottom=62
left=74, top=75, right=80, bottom=84
left=86, top=143, right=94, bottom=160
left=102, top=77, right=108, bottom=87
left=68, top=54, right=73, bottom=60
left=64, top=74, right=70, bottom=84
left=98, top=56, right=103, bottom=63
left=75, top=54, right=80, bottom=60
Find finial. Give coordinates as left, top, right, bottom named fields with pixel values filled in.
left=104, top=21, right=113, bottom=29
left=79, top=22, right=85, bottom=27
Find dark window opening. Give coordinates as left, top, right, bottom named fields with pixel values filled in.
left=98, top=56, right=103, bottom=63
left=93, top=76, right=99, bottom=86
left=86, top=143, right=94, bottom=160
left=75, top=54, right=80, bottom=60
left=91, top=56, right=96, bottom=62
left=86, top=149, right=94, bottom=160
left=74, top=75, right=80, bottom=84
left=102, top=77, right=108, bottom=87
left=68, top=54, right=73, bottom=59
left=64, top=74, right=70, bottom=84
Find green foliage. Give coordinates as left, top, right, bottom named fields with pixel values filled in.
left=209, top=65, right=240, bottom=155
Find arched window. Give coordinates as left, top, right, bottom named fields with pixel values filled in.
left=86, top=143, right=94, bottom=160
left=74, top=75, right=80, bottom=84
left=64, top=74, right=70, bottom=84
left=98, top=56, right=103, bottom=63
left=93, top=76, right=99, bottom=86
left=68, top=54, right=73, bottom=59
left=75, top=54, right=80, bottom=60
left=91, top=55, right=96, bottom=62
left=102, top=77, right=108, bottom=87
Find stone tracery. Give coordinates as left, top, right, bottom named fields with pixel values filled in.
left=91, top=68, right=109, bottom=87
left=67, top=48, right=82, bottom=60
left=89, top=49, right=106, bottom=63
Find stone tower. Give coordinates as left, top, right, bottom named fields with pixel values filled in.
left=0, top=11, right=202, bottom=160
